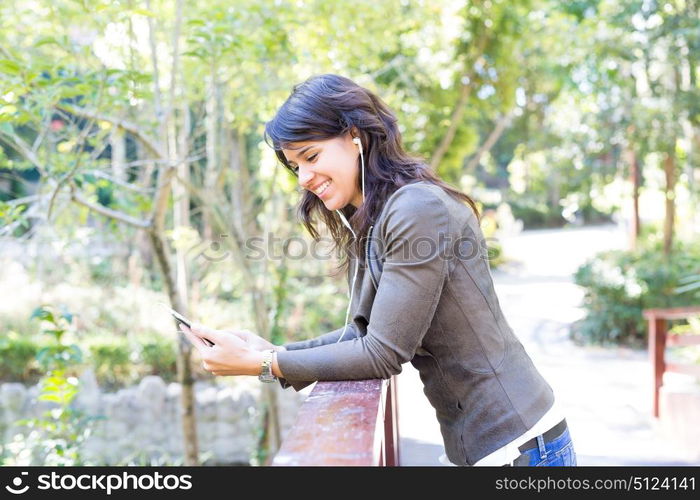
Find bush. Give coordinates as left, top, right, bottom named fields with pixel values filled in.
left=508, top=199, right=612, bottom=230
left=573, top=239, right=700, bottom=347
left=86, top=338, right=133, bottom=390
left=1, top=331, right=181, bottom=388
left=579, top=202, right=613, bottom=225
left=137, top=336, right=178, bottom=383
left=85, top=334, right=184, bottom=388
left=0, top=334, right=42, bottom=383
left=509, top=200, right=566, bottom=229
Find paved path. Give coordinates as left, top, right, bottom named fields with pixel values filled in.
left=397, top=223, right=699, bottom=466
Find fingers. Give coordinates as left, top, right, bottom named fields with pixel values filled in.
left=228, top=330, right=247, bottom=341
left=225, top=329, right=255, bottom=342
left=179, top=324, right=210, bottom=349
left=189, top=322, right=218, bottom=345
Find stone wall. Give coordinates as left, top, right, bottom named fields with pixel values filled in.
left=0, top=370, right=307, bottom=465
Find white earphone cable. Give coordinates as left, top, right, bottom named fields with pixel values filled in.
left=335, top=136, right=364, bottom=343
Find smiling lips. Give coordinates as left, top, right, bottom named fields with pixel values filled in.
left=314, top=180, right=332, bottom=197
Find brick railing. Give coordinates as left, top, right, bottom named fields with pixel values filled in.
left=271, top=375, right=400, bottom=466
left=643, top=306, right=700, bottom=418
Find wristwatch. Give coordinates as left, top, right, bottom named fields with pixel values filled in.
left=258, top=349, right=277, bottom=383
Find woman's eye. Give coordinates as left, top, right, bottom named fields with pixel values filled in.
left=288, top=153, right=316, bottom=174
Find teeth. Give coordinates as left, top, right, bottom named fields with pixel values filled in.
left=315, top=180, right=331, bottom=195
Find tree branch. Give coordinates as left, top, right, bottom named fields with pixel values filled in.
left=56, top=104, right=166, bottom=159
left=87, top=169, right=156, bottom=193
left=70, top=185, right=151, bottom=228
left=3, top=194, right=42, bottom=206
left=464, top=110, right=515, bottom=172
left=0, top=131, right=46, bottom=173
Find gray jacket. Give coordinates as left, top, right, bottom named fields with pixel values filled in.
left=276, top=180, right=555, bottom=465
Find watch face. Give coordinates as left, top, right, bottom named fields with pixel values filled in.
left=259, top=352, right=275, bottom=382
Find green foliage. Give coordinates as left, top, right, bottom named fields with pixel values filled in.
left=3, top=305, right=102, bottom=466
left=0, top=201, right=30, bottom=236
left=573, top=239, right=700, bottom=347
left=0, top=331, right=181, bottom=388
left=509, top=199, right=567, bottom=229
left=85, top=337, right=131, bottom=390
left=134, top=335, right=178, bottom=383
left=0, top=334, right=41, bottom=382
left=83, top=334, right=179, bottom=388
left=30, top=305, right=74, bottom=345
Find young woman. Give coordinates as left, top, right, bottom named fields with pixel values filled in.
left=180, top=74, right=577, bottom=467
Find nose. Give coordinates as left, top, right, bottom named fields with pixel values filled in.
left=297, top=165, right=314, bottom=189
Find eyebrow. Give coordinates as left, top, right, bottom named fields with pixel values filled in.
left=287, top=145, right=316, bottom=164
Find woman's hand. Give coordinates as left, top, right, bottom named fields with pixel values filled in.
left=180, top=322, right=265, bottom=376
left=226, top=329, right=286, bottom=352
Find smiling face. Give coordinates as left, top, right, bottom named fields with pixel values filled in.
left=282, top=130, right=364, bottom=210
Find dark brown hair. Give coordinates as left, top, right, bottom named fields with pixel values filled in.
left=264, top=74, right=480, bottom=276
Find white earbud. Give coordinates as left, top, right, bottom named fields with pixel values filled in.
left=353, top=135, right=363, bottom=152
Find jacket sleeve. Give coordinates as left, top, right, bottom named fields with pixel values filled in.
left=276, top=323, right=359, bottom=391
left=275, top=186, right=451, bottom=389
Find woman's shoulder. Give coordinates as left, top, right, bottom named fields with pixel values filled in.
left=384, top=180, right=449, bottom=211
left=377, top=181, right=453, bottom=235
left=381, top=180, right=455, bottom=221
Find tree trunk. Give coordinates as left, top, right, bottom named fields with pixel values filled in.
left=627, top=144, right=641, bottom=251
left=174, top=102, right=191, bottom=311
left=225, top=127, right=246, bottom=240
left=147, top=229, right=198, bottom=464
left=203, top=68, right=221, bottom=241
left=663, top=151, right=676, bottom=257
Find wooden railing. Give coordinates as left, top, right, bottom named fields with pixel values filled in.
left=271, top=375, right=400, bottom=466
left=643, top=305, right=700, bottom=418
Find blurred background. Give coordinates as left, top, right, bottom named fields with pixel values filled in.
left=0, top=0, right=698, bottom=466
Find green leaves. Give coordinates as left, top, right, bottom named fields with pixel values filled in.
left=0, top=122, right=13, bottom=135
left=33, top=36, right=65, bottom=48
left=131, top=8, right=156, bottom=18
left=2, top=300, right=97, bottom=465
left=30, top=305, right=75, bottom=346
left=0, top=59, right=21, bottom=75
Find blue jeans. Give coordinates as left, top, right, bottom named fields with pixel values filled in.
left=511, top=427, right=577, bottom=466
